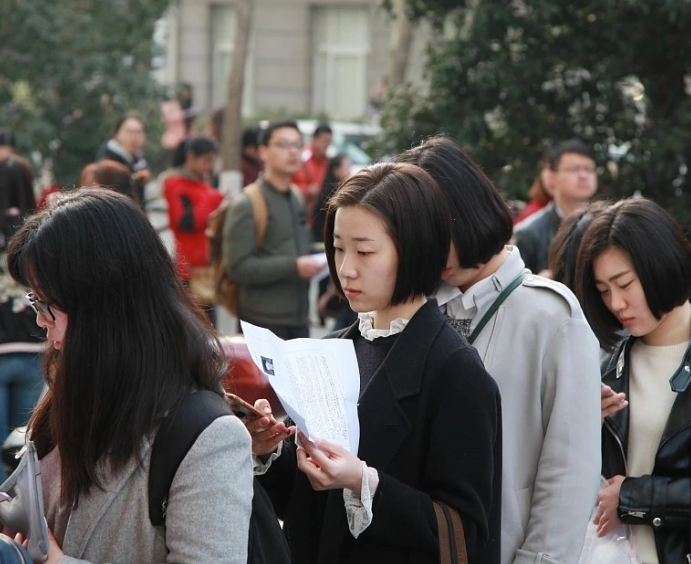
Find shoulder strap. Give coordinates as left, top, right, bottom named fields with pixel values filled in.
left=148, top=390, right=231, bottom=526
left=468, top=271, right=529, bottom=344
left=433, top=501, right=468, bottom=564
left=244, top=183, right=268, bottom=249
left=288, top=183, right=306, bottom=207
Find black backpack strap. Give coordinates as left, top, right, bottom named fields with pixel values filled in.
left=148, top=390, right=231, bottom=526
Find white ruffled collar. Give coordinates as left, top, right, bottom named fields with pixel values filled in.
left=358, top=312, right=409, bottom=341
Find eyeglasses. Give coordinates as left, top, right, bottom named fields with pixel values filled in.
left=557, top=165, right=597, bottom=175
left=269, top=141, right=303, bottom=151
left=26, top=292, right=56, bottom=322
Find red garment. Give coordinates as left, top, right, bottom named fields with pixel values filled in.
left=164, top=175, right=223, bottom=279
left=514, top=199, right=549, bottom=225
left=241, top=154, right=263, bottom=187
left=292, top=146, right=329, bottom=209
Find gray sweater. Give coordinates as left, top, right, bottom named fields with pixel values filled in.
left=223, top=179, right=312, bottom=327
left=41, top=416, right=253, bottom=564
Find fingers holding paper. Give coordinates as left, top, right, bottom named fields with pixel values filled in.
left=245, top=398, right=295, bottom=456
left=296, top=431, right=364, bottom=493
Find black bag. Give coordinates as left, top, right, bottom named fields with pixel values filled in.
left=148, top=390, right=291, bottom=564
left=0, top=535, right=34, bottom=563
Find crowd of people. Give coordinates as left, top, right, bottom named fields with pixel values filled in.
left=0, top=113, right=689, bottom=564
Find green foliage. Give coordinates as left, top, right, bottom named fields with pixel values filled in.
left=382, top=0, right=691, bottom=225
left=0, top=0, right=171, bottom=184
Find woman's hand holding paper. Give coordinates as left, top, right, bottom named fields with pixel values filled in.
left=296, top=431, right=364, bottom=493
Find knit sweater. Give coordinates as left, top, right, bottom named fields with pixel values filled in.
left=627, top=340, right=686, bottom=564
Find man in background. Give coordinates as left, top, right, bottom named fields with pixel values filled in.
left=224, top=120, right=323, bottom=339
left=514, top=139, right=598, bottom=275
left=292, top=123, right=332, bottom=220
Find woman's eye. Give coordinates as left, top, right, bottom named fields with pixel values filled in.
left=334, top=246, right=343, bottom=253
left=620, top=281, right=633, bottom=289
left=358, top=251, right=373, bottom=256
left=596, top=287, right=609, bottom=295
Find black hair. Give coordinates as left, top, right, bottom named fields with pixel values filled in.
left=549, top=139, right=594, bottom=170
left=548, top=201, right=606, bottom=293
left=260, top=120, right=301, bottom=147
left=7, top=189, right=226, bottom=507
left=114, top=113, right=147, bottom=135
left=324, top=162, right=451, bottom=305
left=313, top=123, right=333, bottom=138
left=575, top=198, right=691, bottom=350
left=241, top=125, right=262, bottom=149
left=396, top=136, right=513, bottom=268
left=172, top=136, right=218, bottom=168
left=0, top=128, right=17, bottom=148
left=0, top=157, right=35, bottom=250
left=312, top=154, right=350, bottom=242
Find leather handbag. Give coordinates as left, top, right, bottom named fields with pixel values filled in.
left=433, top=501, right=468, bottom=564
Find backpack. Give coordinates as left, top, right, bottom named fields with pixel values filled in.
left=207, top=183, right=268, bottom=315
left=148, top=390, right=291, bottom=564
left=207, top=182, right=305, bottom=315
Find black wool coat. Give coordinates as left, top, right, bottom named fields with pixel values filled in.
left=259, top=300, right=502, bottom=564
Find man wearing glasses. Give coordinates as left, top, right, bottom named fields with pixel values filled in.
left=514, top=140, right=598, bottom=275
left=223, top=120, right=323, bottom=340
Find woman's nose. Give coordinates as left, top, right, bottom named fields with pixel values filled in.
left=34, top=311, right=51, bottom=329
left=338, top=254, right=356, bottom=279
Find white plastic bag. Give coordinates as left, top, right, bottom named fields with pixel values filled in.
left=578, top=479, right=640, bottom=564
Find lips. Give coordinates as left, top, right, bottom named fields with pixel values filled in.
left=343, top=288, right=361, bottom=299
left=442, top=267, right=452, bottom=278
left=619, top=317, right=634, bottom=326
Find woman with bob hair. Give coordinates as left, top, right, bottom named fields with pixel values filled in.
left=576, top=198, right=691, bottom=564
left=248, top=162, right=502, bottom=564
left=397, top=137, right=601, bottom=564
left=2, top=189, right=253, bottom=563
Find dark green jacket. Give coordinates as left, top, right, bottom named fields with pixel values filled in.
left=223, top=178, right=312, bottom=327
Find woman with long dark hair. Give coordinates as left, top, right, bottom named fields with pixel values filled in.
left=0, top=157, right=44, bottom=481
left=576, top=198, right=691, bottom=564
left=3, top=189, right=252, bottom=563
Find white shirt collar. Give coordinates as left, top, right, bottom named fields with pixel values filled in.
left=434, top=246, right=526, bottom=323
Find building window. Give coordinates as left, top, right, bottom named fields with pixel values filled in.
left=312, top=7, right=370, bottom=120
left=211, top=4, right=253, bottom=114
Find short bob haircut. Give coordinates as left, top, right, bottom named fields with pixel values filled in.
left=576, top=198, right=691, bottom=350
left=548, top=201, right=606, bottom=293
left=324, top=162, right=451, bottom=305
left=396, top=136, right=513, bottom=268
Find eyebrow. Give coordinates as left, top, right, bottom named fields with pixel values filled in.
left=333, top=234, right=375, bottom=242
left=594, top=270, right=631, bottom=284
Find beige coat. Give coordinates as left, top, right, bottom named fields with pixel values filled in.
left=42, top=416, right=253, bottom=564
left=437, top=248, right=601, bottom=564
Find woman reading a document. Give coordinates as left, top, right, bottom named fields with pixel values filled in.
left=248, top=163, right=502, bottom=564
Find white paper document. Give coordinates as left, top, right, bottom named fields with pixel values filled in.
left=309, top=252, right=331, bottom=281
left=240, top=321, right=361, bottom=454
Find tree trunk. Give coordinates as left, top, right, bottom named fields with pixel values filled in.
left=221, top=0, right=254, bottom=171
left=388, top=0, right=413, bottom=88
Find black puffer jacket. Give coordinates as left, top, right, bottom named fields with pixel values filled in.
left=601, top=338, right=691, bottom=564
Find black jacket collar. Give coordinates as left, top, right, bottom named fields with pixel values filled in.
left=602, top=335, right=691, bottom=461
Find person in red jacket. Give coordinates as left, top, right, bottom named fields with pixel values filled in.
left=163, top=137, right=223, bottom=282
left=292, top=123, right=332, bottom=223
